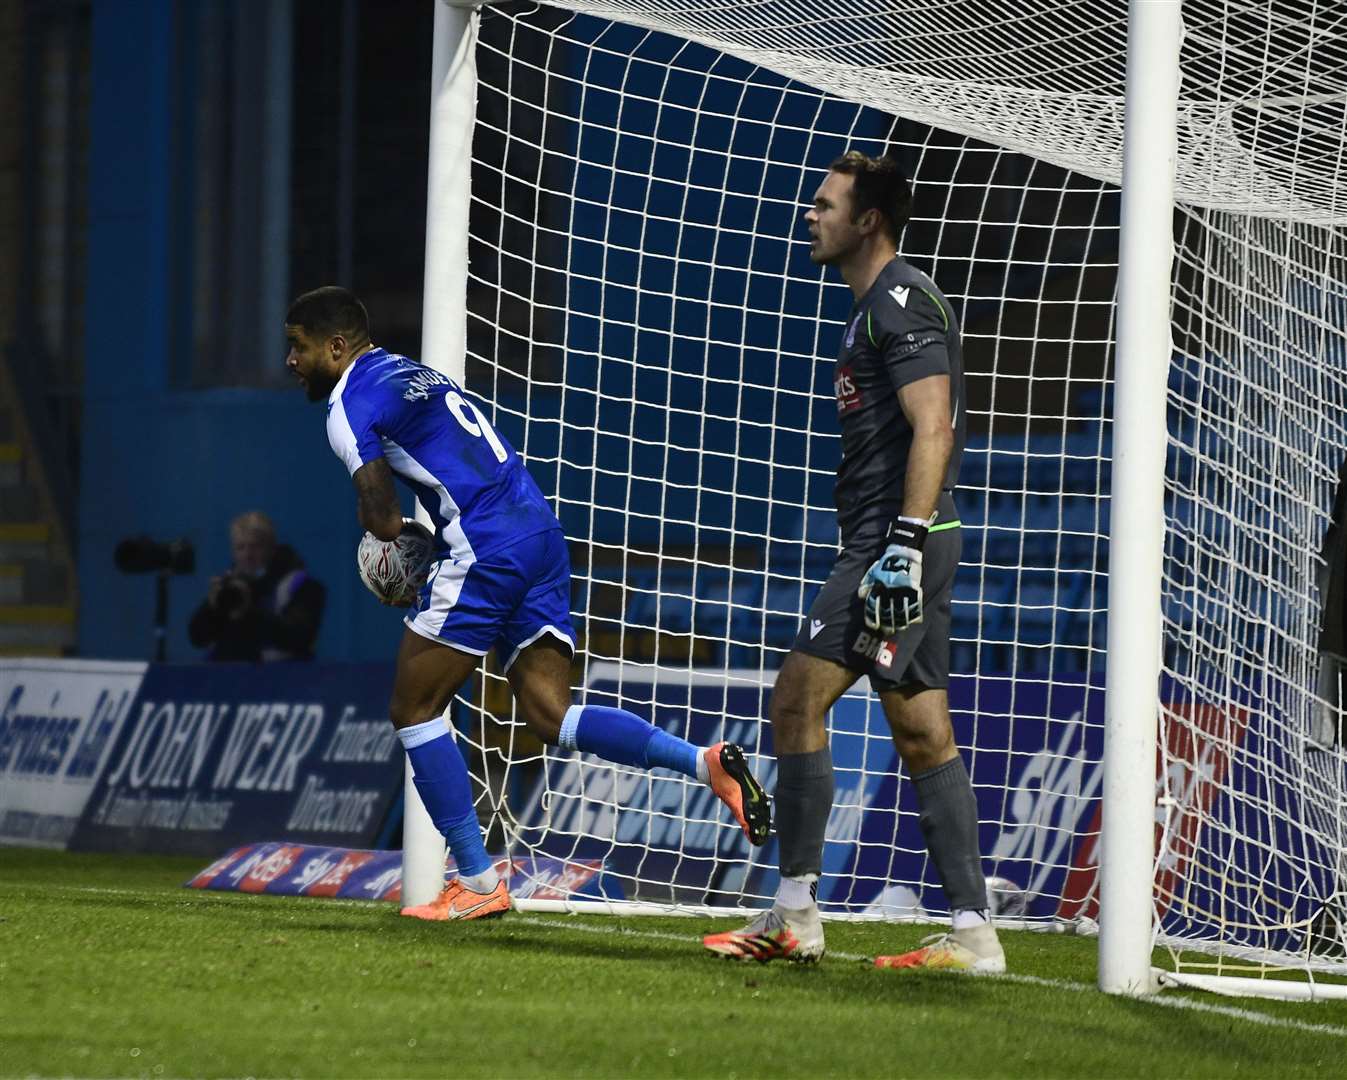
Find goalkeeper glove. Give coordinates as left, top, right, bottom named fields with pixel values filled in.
left=857, top=517, right=929, bottom=636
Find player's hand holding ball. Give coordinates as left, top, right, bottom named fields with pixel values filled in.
left=857, top=517, right=928, bottom=636
left=357, top=519, right=434, bottom=607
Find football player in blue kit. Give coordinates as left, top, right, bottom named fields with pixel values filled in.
left=284, top=286, right=769, bottom=921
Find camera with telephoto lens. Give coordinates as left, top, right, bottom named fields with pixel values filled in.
left=113, top=535, right=196, bottom=575
left=112, top=534, right=197, bottom=663
left=214, top=574, right=253, bottom=616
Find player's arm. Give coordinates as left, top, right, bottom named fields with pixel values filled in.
left=353, top=459, right=403, bottom=541
left=858, top=386, right=945, bottom=636
left=896, top=373, right=954, bottom=524
left=857, top=290, right=954, bottom=635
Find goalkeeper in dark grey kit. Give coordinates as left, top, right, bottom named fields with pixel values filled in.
left=704, top=152, right=1003, bottom=972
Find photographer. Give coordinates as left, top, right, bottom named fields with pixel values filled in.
left=188, top=511, right=326, bottom=662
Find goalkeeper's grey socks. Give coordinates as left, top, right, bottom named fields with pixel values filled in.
left=913, top=754, right=989, bottom=915
left=774, top=748, right=834, bottom=884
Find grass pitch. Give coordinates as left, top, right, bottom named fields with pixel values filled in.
left=2, top=849, right=1345, bottom=1078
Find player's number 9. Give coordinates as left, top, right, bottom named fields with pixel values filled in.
left=446, top=390, right=508, bottom=463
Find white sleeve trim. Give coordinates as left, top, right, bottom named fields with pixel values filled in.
left=326, top=390, right=366, bottom=477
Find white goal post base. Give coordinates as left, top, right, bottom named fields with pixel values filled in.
left=1156, top=971, right=1347, bottom=1003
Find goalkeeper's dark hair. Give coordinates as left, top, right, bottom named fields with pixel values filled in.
left=829, top=151, right=912, bottom=244
left=286, top=286, right=371, bottom=343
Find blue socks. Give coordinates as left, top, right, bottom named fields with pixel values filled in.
left=400, top=704, right=706, bottom=885
left=397, top=718, right=492, bottom=879
left=558, top=704, right=702, bottom=779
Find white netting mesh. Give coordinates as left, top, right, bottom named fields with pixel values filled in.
left=1158, top=209, right=1347, bottom=974
left=549, top=0, right=1347, bottom=224
left=446, top=0, right=1347, bottom=978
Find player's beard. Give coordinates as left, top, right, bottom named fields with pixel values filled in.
left=304, top=372, right=338, bottom=402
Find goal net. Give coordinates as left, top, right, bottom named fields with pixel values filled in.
left=439, top=0, right=1347, bottom=989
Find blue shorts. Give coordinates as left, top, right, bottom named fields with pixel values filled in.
left=404, top=527, right=577, bottom=671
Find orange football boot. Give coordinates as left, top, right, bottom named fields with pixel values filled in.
left=705, top=742, right=771, bottom=846
left=400, top=877, right=511, bottom=922
left=874, top=925, right=1005, bottom=973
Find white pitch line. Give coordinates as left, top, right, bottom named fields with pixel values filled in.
left=15, top=883, right=1347, bottom=1040
left=514, top=915, right=1347, bottom=1041
left=515, top=913, right=869, bottom=961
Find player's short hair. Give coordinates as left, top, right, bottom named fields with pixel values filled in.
left=828, top=151, right=912, bottom=243
left=286, top=286, right=371, bottom=343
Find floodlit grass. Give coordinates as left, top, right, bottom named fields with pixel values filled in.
left=1, top=849, right=1345, bottom=1078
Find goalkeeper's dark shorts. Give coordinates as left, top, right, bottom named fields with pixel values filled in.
left=791, top=519, right=961, bottom=693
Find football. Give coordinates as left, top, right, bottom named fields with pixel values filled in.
left=356, top=519, right=435, bottom=605
left=985, top=874, right=1028, bottom=919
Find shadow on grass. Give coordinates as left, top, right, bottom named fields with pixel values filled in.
left=388, top=916, right=1010, bottom=1009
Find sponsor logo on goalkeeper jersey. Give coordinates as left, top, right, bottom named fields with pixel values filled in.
left=834, top=364, right=861, bottom=414
left=889, top=285, right=910, bottom=308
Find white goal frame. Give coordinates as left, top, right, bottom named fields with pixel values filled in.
left=402, top=0, right=1347, bottom=1003
left=1096, top=0, right=1180, bottom=999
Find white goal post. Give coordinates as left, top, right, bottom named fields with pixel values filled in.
left=401, top=0, right=478, bottom=909
left=403, top=0, right=1347, bottom=1002
left=1098, top=0, right=1181, bottom=998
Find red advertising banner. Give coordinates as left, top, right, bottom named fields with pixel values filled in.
left=1057, top=701, right=1249, bottom=921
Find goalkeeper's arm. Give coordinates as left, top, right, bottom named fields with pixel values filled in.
left=897, top=374, right=953, bottom=525
left=857, top=376, right=954, bottom=635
